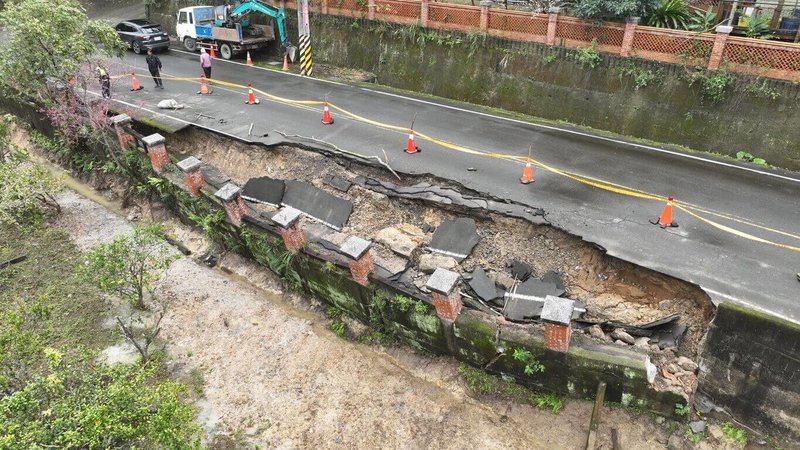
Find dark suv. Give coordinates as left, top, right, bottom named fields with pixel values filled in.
left=115, top=19, right=170, bottom=54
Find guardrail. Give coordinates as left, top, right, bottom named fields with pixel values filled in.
left=283, top=0, right=800, bottom=82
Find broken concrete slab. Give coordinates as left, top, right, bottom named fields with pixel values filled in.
left=418, top=253, right=457, bottom=274
left=375, top=226, right=421, bottom=258
left=468, top=267, right=503, bottom=303
left=427, top=218, right=479, bottom=262
left=508, top=260, right=532, bottom=282
left=242, top=176, right=285, bottom=207
left=504, top=296, right=544, bottom=321
left=202, top=165, right=230, bottom=188
left=541, top=270, right=566, bottom=296
left=323, top=175, right=352, bottom=193
left=373, top=253, right=408, bottom=278
left=282, top=180, right=352, bottom=231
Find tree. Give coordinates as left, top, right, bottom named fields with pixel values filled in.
left=0, top=0, right=125, bottom=98
left=81, top=223, right=178, bottom=310
left=0, top=149, right=62, bottom=227
left=570, top=0, right=660, bottom=21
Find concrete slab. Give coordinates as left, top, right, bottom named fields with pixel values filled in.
left=202, top=166, right=231, bottom=188
left=283, top=180, right=352, bottom=231
left=504, top=296, right=545, bottom=321
left=242, top=176, right=285, bottom=207
left=323, top=175, right=353, bottom=193
left=468, top=267, right=502, bottom=302
left=428, top=218, right=479, bottom=262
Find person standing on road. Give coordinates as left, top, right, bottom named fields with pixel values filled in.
left=96, top=66, right=111, bottom=99
left=200, top=48, right=212, bottom=80
left=146, top=49, right=164, bottom=89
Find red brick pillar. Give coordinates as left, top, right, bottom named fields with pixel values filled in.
left=541, top=295, right=575, bottom=353
left=708, top=25, right=733, bottom=71
left=272, top=207, right=305, bottom=253
left=214, top=183, right=247, bottom=227
left=110, top=114, right=135, bottom=150
left=479, top=0, right=490, bottom=32
left=420, top=0, right=429, bottom=28
left=177, top=156, right=205, bottom=197
left=426, top=268, right=462, bottom=322
left=142, top=133, right=169, bottom=173
left=546, top=7, right=560, bottom=46
left=368, top=0, right=375, bottom=20
left=340, top=236, right=375, bottom=286
left=321, top=0, right=328, bottom=15
left=620, top=17, right=639, bottom=57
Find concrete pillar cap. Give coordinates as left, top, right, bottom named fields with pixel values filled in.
left=548, top=6, right=560, bottom=14
left=110, top=114, right=132, bottom=126
left=214, top=182, right=242, bottom=202
left=176, top=156, right=203, bottom=173
left=541, top=295, right=574, bottom=326
left=426, top=268, right=460, bottom=295
left=142, top=133, right=166, bottom=147
left=626, top=16, right=640, bottom=24
left=715, top=25, right=733, bottom=34
left=340, top=235, right=373, bottom=260
left=272, top=206, right=303, bottom=228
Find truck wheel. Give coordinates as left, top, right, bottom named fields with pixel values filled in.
left=219, top=43, right=233, bottom=60
left=132, top=41, right=142, bottom=54
left=183, top=37, right=197, bottom=52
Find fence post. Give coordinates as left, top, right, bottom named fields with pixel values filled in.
left=340, top=236, right=374, bottom=286
left=142, top=133, right=170, bottom=174
left=177, top=156, right=205, bottom=198
left=479, top=0, right=491, bottom=33
left=541, top=295, right=575, bottom=353
left=547, top=7, right=560, bottom=46
left=368, top=0, right=375, bottom=20
left=708, top=25, right=733, bottom=71
left=321, top=0, right=328, bottom=14
left=426, top=268, right=462, bottom=322
left=110, top=114, right=135, bottom=150
left=420, top=0, right=429, bottom=28
left=620, top=16, right=639, bottom=57
left=215, top=183, right=248, bottom=227
left=272, top=207, right=305, bottom=253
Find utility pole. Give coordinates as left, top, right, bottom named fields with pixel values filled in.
left=297, top=0, right=313, bottom=77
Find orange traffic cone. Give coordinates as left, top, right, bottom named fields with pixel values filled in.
left=520, top=161, right=534, bottom=184
left=197, top=75, right=212, bottom=94
left=246, top=51, right=254, bottom=66
left=130, top=73, right=143, bottom=91
left=404, top=129, right=420, bottom=154
left=322, top=102, right=334, bottom=125
left=650, top=196, right=678, bottom=228
left=210, top=46, right=217, bottom=59
left=245, top=82, right=260, bottom=105
left=282, top=54, right=289, bottom=71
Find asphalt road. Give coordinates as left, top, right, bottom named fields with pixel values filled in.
left=98, top=48, right=800, bottom=323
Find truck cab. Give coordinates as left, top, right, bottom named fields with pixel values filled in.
left=176, top=6, right=215, bottom=52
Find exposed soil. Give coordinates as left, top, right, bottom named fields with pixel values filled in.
left=170, top=127, right=714, bottom=359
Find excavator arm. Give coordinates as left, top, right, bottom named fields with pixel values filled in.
left=229, top=0, right=288, bottom=46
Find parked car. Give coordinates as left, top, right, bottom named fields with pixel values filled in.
left=114, top=19, right=170, bottom=54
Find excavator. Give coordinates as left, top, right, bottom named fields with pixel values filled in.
left=176, top=1, right=293, bottom=60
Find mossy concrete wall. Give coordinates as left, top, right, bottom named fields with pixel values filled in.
left=304, top=16, right=800, bottom=170
left=697, top=303, right=800, bottom=440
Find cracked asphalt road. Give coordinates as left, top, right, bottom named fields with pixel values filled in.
left=96, top=47, right=800, bottom=323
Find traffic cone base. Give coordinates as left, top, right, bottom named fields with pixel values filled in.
left=520, top=162, right=534, bottom=184
left=246, top=51, right=254, bottom=66
left=650, top=196, right=678, bottom=228
left=404, top=131, right=420, bottom=154
left=130, top=73, right=143, bottom=91
left=322, top=103, right=334, bottom=125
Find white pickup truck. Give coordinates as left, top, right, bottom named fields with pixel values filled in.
left=175, top=5, right=277, bottom=60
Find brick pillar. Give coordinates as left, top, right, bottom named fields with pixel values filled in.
left=177, top=156, right=205, bottom=197
left=546, top=7, right=560, bottom=46
left=272, top=207, right=305, bottom=253
left=479, top=0, right=491, bottom=32
left=420, top=0, right=429, bottom=28
left=214, top=183, right=247, bottom=227
left=340, top=236, right=374, bottom=286
left=426, top=268, right=462, bottom=322
left=110, top=114, right=135, bottom=150
left=142, top=133, right=169, bottom=173
left=541, top=295, right=575, bottom=353
left=368, top=0, right=375, bottom=20
left=321, top=0, right=328, bottom=15
left=708, top=25, right=733, bottom=71
left=620, top=17, right=639, bottom=57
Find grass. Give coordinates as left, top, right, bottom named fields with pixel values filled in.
left=721, top=422, right=747, bottom=445
left=0, top=225, right=115, bottom=352
left=458, top=363, right=563, bottom=414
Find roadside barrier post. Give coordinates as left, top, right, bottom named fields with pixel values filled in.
left=215, top=183, right=248, bottom=227
left=427, top=268, right=462, bottom=322
left=110, top=114, right=135, bottom=150
left=368, top=0, right=375, bottom=20
left=420, top=0, right=429, bottom=28
left=547, top=7, right=560, bottom=46
left=479, top=0, right=491, bottom=33
left=541, top=295, right=575, bottom=353
left=177, top=156, right=205, bottom=197
left=142, top=133, right=170, bottom=173
left=272, top=207, right=306, bottom=253
left=620, top=17, right=640, bottom=57
left=340, top=236, right=374, bottom=286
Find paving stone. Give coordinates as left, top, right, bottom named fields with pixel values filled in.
left=428, top=218, right=479, bottom=262
left=242, top=176, right=285, bottom=206
left=504, top=296, right=544, bottom=321
left=507, top=260, right=532, bottom=281
left=375, top=226, right=419, bottom=258
left=323, top=175, right=352, bottom=193
left=468, top=267, right=502, bottom=302
left=283, top=180, right=352, bottom=230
